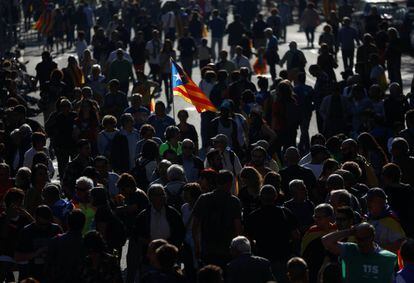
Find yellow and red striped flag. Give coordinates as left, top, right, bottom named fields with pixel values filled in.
left=171, top=59, right=217, bottom=113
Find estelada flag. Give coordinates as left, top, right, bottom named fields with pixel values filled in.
left=171, top=59, right=217, bottom=113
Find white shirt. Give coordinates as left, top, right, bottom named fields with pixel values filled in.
left=303, top=162, right=323, bottom=179
left=145, top=40, right=161, bottom=65
left=23, top=147, right=55, bottom=178
left=106, top=50, right=133, bottom=64
left=161, top=11, right=176, bottom=30
left=150, top=206, right=171, bottom=240
left=232, top=55, right=252, bottom=72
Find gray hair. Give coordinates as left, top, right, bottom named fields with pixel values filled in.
left=75, top=176, right=94, bottom=191
left=289, top=179, right=305, bottom=192
left=315, top=203, right=334, bottom=218
left=230, top=236, right=251, bottom=254
left=167, top=164, right=185, bottom=181
left=148, top=184, right=166, bottom=200
left=329, top=189, right=352, bottom=206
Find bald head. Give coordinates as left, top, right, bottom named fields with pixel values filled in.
left=285, top=147, right=300, bottom=166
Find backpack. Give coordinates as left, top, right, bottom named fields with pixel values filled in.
left=132, top=159, right=151, bottom=191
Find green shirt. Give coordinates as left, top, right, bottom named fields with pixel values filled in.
left=340, top=242, right=397, bottom=283
left=159, top=142, right=182, bottom=157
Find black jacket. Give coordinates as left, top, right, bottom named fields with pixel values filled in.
left=133, top=205, right=185, bottom=248
left=110, top=132, right=130, bottom=173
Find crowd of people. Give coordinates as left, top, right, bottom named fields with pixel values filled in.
left=1, top=0, right=414, bottom=282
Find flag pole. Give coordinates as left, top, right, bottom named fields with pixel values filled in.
left=170, top=57, right=176, bottom=122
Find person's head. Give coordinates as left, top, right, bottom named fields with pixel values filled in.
left=116, top=173, right=137, bottom=195
left=289, top=179, right=307, bottom=202
left=77, top=139, right=92, bottom=158
left=101, top=115, right=117, bottom=131
left=211, top=134, right=228, bottom=152
left=90, top=187, right=109, bottom=207
left=182, top=182, right=201, bottom=206
left=381, top=163, right=401, bottom=185
left=391, top=137, right=409, bottom=159
left=264, top=27, right=273, bottom=39
left=309, top=64, right=321, bottom=77
left=341, top=161, right=362, bottom=182
left=310, top=145, right=329, bottom=164
left=239, top=166, right=262, bottom=193
left=157, top=159, right=173, bottom=181
left=313, top=203, right=334, bottom=229
left=148, top=184, right=166, bottom=210
left=263, top=171, right=282, bottom=192
left=41, top=51, right=51, bottom=61
left=177, top=109, right=189, bottom=124
left=156, top=243, right=179, bottom=272
left=217, top=170, right=234, bottom=192
left=34, top=205, right=53, bottom=228
left=141, top=139, right=159, bottom=161
left=67, top=209, right=86, bottom=232
left=320, top=43, right=330, bottom=55
left=257, top=76, right=268, bottom=91
left=206, top=149, right=223, bottom=171
left=289, top=41, right=298, bottom=51
left=219, top=50, right=228, bottom=61
left=285, top=146, right=300, bottom=166
left=108, top=79, right=120, bottom=93
left=147, top=239, right=168, bottom=267
left=260, top=184, right=278, bottom=205
left=162, top=39, right=173, bottom=53
left=41, top=183, right=61, bottom=206
left=250, top=146, right=267, bottom=168
left=31, top=163, right=49, bottom=185
left=341, top=139, right=358, bottom=161
left=4, top=188, right=25, bottom=216
left=120, top=113, right=134, bottom=132
left=329, top=189, right=351, bottom=210
left=343, top=16, right=351, bottom=27
left=155, top=101, right=166, bottom=116
left=198, top=169, right=219, bottom=193
left=366, top=188, right=387, bottom=217
left=182, top=139, right=195, bottom=157
left=235, top=45, right=243, bottom=56
left=389, top=82, right=402, bottom=97
left=400, top=238, right=414, bottom=265
left=152, top=29, right=160, bottom=40
left=83, top=49, right=92, bottom=61
left=75, top=176, right=93, bottom=202
left=405, top=109, right=414, bottom=129
left=354, top=222, right=376, bottom=254
left=164, top=125, right=180, bottom=142
left=287, top=257, right=309, bottom=283
left=131, top=93, right=143, bottom=108
left=335, top=206, right=354, bottom=230
left=387, top=27, right=399, bottom=41
left=230, top=236, right=251, bottom=257
left=31, top=132, right=46, bottom=150
left=326, top=174, right=345, bottom=193
left=84, top=230, right=107, bottom=254
left=167, top=164, right=185, bottom=182
left=197, top=265, right=223, bottom=283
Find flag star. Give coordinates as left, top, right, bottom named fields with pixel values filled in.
left=174, top=73, right=182, bottom=83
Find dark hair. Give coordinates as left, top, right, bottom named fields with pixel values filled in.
left=336, top=206, right=354, bottom=220
left=199, top=169, right=218, bottom=191
left=94, top=155, right=109, bottom=166
left=164, top=126, right=180, bottom=140
left=198, top=265, right=223, bottom=283
left=142, top=139, right=159, bottom=160
left=206, top=149, right=221, bottom=164
left=342, top=161, right=362, bottom=180
left=35, top=205, right=53, bottom=221
left=77, top=139, right=91, bottom=150
left=139, top=124, right=155, bottom=137
left=357, top=132, right=388, bottom=163
left=263, top=171, right=282, bottom=194
left=4, top=188, right=25, bottom=208
left=217, top=170, right=234, bottom=186
left=257, top=76, right=268, bottom=90
left=182, top=182, right=202, bottom=201
left=90, top=187, right=109, bottom=207
left=84, top=230, right=107, bottom=253
left=50, top=69, right=64, bottom=81
left=400, top=238, right=414, bottom=262
left=382, top=163, right=401, bottom=183
left=67, top=209, right=86, bottom=231
left=156, top=243, right=179, bottom=271
left=31, top=163, right=49, bottom=185
left=117, top=173, right=137, bottom=189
